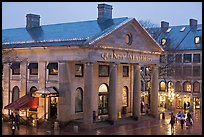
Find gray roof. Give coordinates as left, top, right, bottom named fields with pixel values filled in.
left=147, top=24, right=202, bottom=51
left=2, top=17, right=129, bottom=49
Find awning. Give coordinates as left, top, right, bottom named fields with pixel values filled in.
left=33, top=87, right=59, bottom=97
left=47, top=63, right=58, bottom=69
left=10, top=62, right=20, bottom=69
left=4, top=94, right=39, bottom=110
left=28, top=63, right=38, bottom=69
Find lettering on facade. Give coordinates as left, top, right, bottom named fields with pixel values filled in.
left=101, top=52, right=152, bottom=62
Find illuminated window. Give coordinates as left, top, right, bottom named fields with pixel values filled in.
left=183, top=81, right=191, bottom=92
left=166, top=28, right=171, bottom=32
left=122, top=86, right=128, bottom=107
left=47, top=63, right=58, bottom=75
left=194, top=36, right=200, bottom=44
left=161, top=38, right=167, bottom=46
left=187, top=85, right=191, bottom=91
left=180, top=27, right=186, bottom=32
left=159, top=81, right=166, bottom=91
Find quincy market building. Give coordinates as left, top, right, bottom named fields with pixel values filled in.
left=2, top=4, right=164, bottom=128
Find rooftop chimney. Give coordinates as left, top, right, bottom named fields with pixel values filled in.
left=26, top=14, right=40, bottom=29
left=97, top=3, right=113, bottom=23
left=161, top=21, right=169, bottom=31
left=189, top=19, right=197, bottom=31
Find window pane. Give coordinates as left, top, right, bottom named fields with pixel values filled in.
left=49, top=68, right=58, bottom=75
left=193, top=54, right=200, bottom=63
left=160, top=55, right=166, bottom=63
left=175, top=54, right=182, bottom=63
left=193, top=66, right=200, bottom=76
left=12, top=68, right=20, bottom=75
left=75, top=64, right=83, bottom=77
left=75, top=88, right=83, bottom=113
left=183, top=54, right=192, bottom=63
left=123, top=66, right=129, bottom=77
left=122, top=87, right=128, bottom=107
left=99, top=65, right=109, bottom=77
left=193, top=82, right=200, bottom=93
left=160, top=81, right=166, bottom=91
left=30, top=68, right=38, bottom=75
left=183, top=66, right=192, bottom=76
left=167, top=54, right=174, bottom=63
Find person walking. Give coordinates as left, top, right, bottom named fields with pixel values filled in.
left=11, top=121, right=16, bottom=135
left=180, top=119, right=185, bottom=129
left=14, top=112, right=20, bottom=130
left=184, top=102, right=187, bottom=111
left=186, top=118, right=190, bottom=129
left=169, top=113, right=176, bottom=134
left=9, top=112, right=14, bottom=124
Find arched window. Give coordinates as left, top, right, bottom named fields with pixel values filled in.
left=193, top=81, right=200, bottom=93
left=12, top=86, right=20, bottom=102
left=122, top=86, right=128, bottom=107
left=159, top=81, right=166, bottom=91
left=145, top=80, right=151, bottom=91
left=175, top=81, right=182, bottom=92
left=75, top=87, right=83, bottom=113
left=167, top=81, right=174, bottom=91
left=99, top=84, right=108, bottom=93
left=30, top=86, right=38, bottom=94
left=183, top=81, right=191, bottom=92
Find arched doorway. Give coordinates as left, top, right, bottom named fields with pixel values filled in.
left=98, top=83, right=108, bottom=115
left=12, top=86, right=20, bottom=102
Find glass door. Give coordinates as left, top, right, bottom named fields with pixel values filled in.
left=98, top=94, right=108, bottom=115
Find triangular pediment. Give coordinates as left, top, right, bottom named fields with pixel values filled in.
left=89, top=18, right=163, bottom=54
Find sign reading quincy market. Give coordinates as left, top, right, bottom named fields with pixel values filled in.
left=101, top=52, right=152, bottom=62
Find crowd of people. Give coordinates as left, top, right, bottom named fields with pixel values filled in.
left=169, top=102, right=194, bottom=134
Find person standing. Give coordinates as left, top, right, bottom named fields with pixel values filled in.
left=184, top=102, right=187, bottom=111
left=169, top=113, right=176, bottom=133
left=11, top=121, right=16, bottom=135
left=180, top=119, right=185, bottom=129
left=14, top=112, right=20, bottom=130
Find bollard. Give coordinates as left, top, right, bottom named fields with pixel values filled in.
left=118, top=112, right=122, bottom=119
left=74, top=125, right=78, bottom=133
left=54, top=121, right=59, bottom=130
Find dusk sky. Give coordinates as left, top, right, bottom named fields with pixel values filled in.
left=2, top=2, right=202, bottom=29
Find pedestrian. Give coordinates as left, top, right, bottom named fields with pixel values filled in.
left=9, top=112, right=14, bottom=123
left=141, top=101, right=144, bottom=113
left=11, top=121, right=16, bottom=135
left=14, top=112, right=20, bottom=130
left=180, top=119, right=185, bottom=129
left=187, top=102, right=190, bottom=108
left=186, top=118, right=190, bottom=129
left=169, top=112, right=175, bottom=133
left=184, top=102, right=187, bottom=111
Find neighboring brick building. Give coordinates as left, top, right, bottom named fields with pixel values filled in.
left=147, top=19, right=202, bottom=111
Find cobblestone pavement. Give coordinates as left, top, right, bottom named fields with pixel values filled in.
left=2, top=109, right=202, bottom=135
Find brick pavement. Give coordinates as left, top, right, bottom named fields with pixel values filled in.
left=2, top=108, right=202, bottom=135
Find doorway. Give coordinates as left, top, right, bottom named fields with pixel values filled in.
left=98, top=84, right=109, bottom=115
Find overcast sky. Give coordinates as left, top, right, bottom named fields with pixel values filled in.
left=2, top=2, right=202, bottom=29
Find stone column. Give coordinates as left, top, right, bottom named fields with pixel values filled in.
left=20, top=61, right=27, bottom=97
left=108, top=63, right=118, bottom=123
left=2, top=63, right=10, bottom=115
left=133, top=63, right=141, bottom=119
left=83, top=62, right=94, bottom=129
left=150, top=64, right=159, bottom=118
left=37, top=61, right=47, bottom=119
left=58, top=61, right=72, bottom=121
